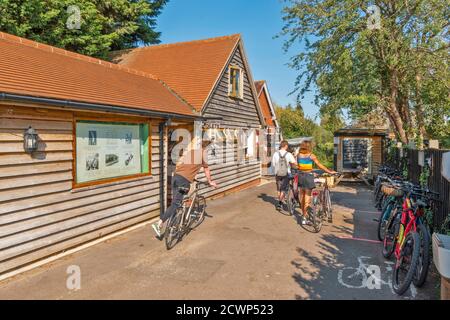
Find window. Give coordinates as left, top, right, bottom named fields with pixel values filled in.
left=229, top=66, right=243, bottom=99
left=238, top=129, right=257, bottom=162
left=75, top=120, right=150, bottom=185
left=246, top=129, right=256, bottom=159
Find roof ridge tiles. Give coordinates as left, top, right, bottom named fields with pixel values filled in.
left=134, top=33, right=241, bottom=51
left=0, top=31, right=160, bottom=81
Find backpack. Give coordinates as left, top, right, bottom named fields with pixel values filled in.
left=277, top=151, right=288, bottom=177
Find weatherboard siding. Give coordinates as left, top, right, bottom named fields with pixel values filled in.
left=201, top=46, right=262, bottom=196
left=203, top=47, right=261, bottom=128
left=0, top=105, right=164, bottom=274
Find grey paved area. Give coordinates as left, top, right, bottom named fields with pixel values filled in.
left=0, top=181, right=440, bottom=299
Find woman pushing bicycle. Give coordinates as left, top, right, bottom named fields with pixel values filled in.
left=296, top=139, right=337, bottom=224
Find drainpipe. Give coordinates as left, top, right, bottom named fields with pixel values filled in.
left=159, top=120, right=168, bottom=218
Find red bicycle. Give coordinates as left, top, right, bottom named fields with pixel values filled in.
left=383, top=186, right=432, bottom=295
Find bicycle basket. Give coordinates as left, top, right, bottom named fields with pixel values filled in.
left=381, top=185, right=403, bottom=197
left=326, top=176, right=335, bottom=188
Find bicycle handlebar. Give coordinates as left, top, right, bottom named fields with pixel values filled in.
left=194, top=179, right=210, bottom=186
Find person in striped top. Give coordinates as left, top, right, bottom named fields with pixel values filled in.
left=296, top=140, right=336, bottom=224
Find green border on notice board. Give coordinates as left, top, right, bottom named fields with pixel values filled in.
left=140, top=123, right=150, bottom=174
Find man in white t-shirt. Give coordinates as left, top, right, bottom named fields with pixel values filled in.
left=271, top=140, right=296, bottom=209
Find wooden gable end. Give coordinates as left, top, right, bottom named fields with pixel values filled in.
left=202, top=45, right=264, bottom=128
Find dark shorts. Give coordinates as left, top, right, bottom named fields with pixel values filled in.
left=298, top=172, right=316, bottom=189
left=275, top=175, right=289, bottom=192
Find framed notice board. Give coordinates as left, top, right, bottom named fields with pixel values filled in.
left=342, top=138, right=371, bottom=171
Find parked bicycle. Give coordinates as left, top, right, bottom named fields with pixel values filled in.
left=376, top=173, right=438, bottom=295
left=164, top=179, right=208, bottom=250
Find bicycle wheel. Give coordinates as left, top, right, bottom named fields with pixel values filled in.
left=376, top=193, right=385, bottom=210
left=377, top=202, right=393, bottom=241
left=189, top=195, right=206, bottom=229
left=382, top=211, right=399, bottom=258
left=324, top=188, right=332, bottom=222
left=413, top=223, right=431, bottom=287
left=309, top=200, right=323, bottom=233
left=286, top=188, right=296, bottom=216
left=373, top=180, right=381, bottom=202
left=374, top=186, right=382, bottom=208
left=165, top=208, right=183, bottom=250
left=392, top=231, right=420, bottom=295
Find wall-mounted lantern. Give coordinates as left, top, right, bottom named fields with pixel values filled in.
left=24, top=126, right=39, bottom=153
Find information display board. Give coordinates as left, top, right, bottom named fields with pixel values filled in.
left=342, top=138, right=369, bottom=169
left=76, top=121, right=149, bottom=184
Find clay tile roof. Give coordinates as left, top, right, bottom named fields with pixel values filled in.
left=0, top=32, right=196, bottom=117
left=111, top=34, right=241, bottom=111
left=254, top=80, right=265, bottom=96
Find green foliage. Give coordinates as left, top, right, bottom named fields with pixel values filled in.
left=275, top=103, right=335, bottom=167
left=281, top=0, right=450, bottom=146
left=424, top=207, right=434, bottom=231
left=419, top=163, right=430, bottom=188
left=439, top=215, right=450, bottom=236
left=0, top=0, right=168, bottom=59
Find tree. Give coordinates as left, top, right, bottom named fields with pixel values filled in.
left=281, top=0, right=449, bottom=147
left=275, top=103, right=334, bottom=166
left=0, top=0, right=168, bottom=59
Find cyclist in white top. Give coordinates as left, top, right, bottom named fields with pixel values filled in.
left=271, top=140, right=296, bottom=209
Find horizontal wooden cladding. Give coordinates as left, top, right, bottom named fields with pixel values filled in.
left=0, top=129, right=72, bottom=142
left=197, top=161, right=261, bottom=197
left=0, top=151, right=73, bottom=166
left=0, top=118, right=73, bottom=131
left=0, top=160, right=72, bottom=178
left=0, top=211, right=154, bottom=274
left=0, top=170, right=72, bottom=191
left=200, top=169, right=261, bottom=197
left=0, top=141, right=72, bottom=153
left=0, top=104, right=168, bottom=275
left=202, top=46, right=261, bottom=129
left=0, top=184, right=159, bottom=231
left=0, top=105, right=74, bottom=121
left=0, top=181, right=72, bottom=203
left=0, top=193, right=160, bottom=252
left=0, top=203, right=159, bottom=269
left=0, top=176, right=157, bottom=216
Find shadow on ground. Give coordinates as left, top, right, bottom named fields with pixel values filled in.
left=289, top=182, right=440, bottom=300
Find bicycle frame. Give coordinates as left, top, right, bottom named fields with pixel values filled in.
left=180, top=186, right=200, bottom=227
left=395, top=196, right=419, bottom=259
left=290, top=173, right=299, bottom=198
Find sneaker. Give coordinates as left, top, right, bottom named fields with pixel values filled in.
left=276, top=201, right=282, bottom=210
left=301, top=216, right=311, bottom=225
left=151, top=222, right=161, bottom=238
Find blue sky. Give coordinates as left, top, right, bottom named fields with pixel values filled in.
left=156, top=0, right=319, bottom=119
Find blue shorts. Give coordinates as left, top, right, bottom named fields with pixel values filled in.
left=298, top=172, right=315, bottom=189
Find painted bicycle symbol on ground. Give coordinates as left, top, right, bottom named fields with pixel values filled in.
left=337, top=256, right=417, bottom=298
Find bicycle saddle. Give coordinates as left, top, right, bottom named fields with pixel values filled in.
left=414, top=198, right=428, bottom=208
left=178, top=187, right=190, bottom=195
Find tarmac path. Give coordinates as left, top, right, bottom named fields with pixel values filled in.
left=0, top=181, right=440, bottom=299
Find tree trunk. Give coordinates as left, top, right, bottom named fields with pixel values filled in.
left=415, top=74, right=426, bottom=149
left=388, top=70, right=409, bottom=144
